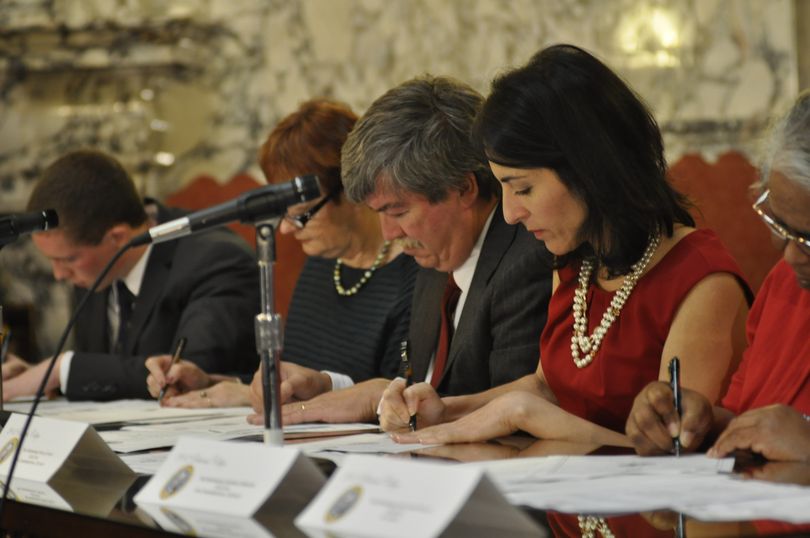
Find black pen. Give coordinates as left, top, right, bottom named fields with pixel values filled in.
left=400, top=340, right=417, bottom=432
left=0, top=317, right=8, bottom=412
left=158, top=337, right=188, bottom=402
left=668, top=356, right=682, bottom=457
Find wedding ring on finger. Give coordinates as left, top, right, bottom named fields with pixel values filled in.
left=301, top=403, right=306, bottom=412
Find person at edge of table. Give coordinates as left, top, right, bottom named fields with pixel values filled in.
left=378, top=44, right=753, bottom=448
left=247, top=75, right=554, bottom=425
left=144, top=99, right=418, bottom=408
left=626, top=90, right=810, bottom=464
left=2, top=149, right=259, bottom=400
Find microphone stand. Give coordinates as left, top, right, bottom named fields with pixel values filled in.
left=255, top=220, right=284, bottom=446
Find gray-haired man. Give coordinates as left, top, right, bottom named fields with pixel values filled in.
left=249, top=76, right=552, bottom=425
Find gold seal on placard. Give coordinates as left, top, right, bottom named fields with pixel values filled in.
left=160, top=506, right=197, bottom=536
left=160, top=464, right=194, bottom=500
left=0, top=437, right=19, bottom=465
left=324, top=485, right=363, bottom=523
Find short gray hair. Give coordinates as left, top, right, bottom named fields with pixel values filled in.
left=341, top=76, right=498, bottom=203
left=761, top=90, right=810, bottom=192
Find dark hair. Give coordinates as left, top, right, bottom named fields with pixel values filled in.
left=259, top=99, right=357, bottom=201
left=27, top=149, right=148, bottom=245
left=475, top=44, right=693, bottom=276
left=342, top=76, right=498, bottom=204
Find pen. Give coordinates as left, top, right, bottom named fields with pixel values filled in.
left=158, top=336, right=188, bottom=402
left=668, top=356, right=682, bottom=457
left=400, top=340, right=417, bottom=432
left=0, top=306, right=7, bottom=411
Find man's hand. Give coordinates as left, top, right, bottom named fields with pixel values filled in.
left=3, top=355, right=62, bottom=401
left=378, top=379, right=447, bottom=432
left=145, top=357, right=211, bottom=401
left=163, top=381, right=250, bottom=409
left=2, top=353, right=32, bottom=381
left=626, top=381, right=713, bottom=455
left=247, top=378, right=389, bottom=426
left=709, top=404, right=810, bottom=462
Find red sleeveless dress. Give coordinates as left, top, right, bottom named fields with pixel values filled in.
left=541, top=229, right=750, bottom=433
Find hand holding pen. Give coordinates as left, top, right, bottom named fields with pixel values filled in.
left=668, top=356, right=682, bottom=456
left=158, top=337, right=188, bottom=402
left=400, top=340, right=417, bottom=432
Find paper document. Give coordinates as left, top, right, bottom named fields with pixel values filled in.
left=4, top=398, right=248, bottom=426
left=100, top=414, right=380, bottom=453
left=464, top=453, right=810, bottom=523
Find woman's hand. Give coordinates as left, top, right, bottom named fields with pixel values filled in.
left=390, top=391, right=536, bottom=445
left=626, top=381, right=714, bottom=455
left=709, top=404, right=810, bottom=462
left=393, top=391, right=630, bottom=447
left=248, top=361, right=332, bottom=415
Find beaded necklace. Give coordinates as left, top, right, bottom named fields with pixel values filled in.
left=578, top=515, right=615, bottom=538
left=571, top=235, right=661, bottom=369
left=333, top=240, right=392, bottom=296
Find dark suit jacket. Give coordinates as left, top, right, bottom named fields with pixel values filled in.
left=408, top=205, right=553, bottom=396
left=67, top=202, right=260, bottom=400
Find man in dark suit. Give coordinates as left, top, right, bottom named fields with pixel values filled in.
left=3, top=149, right=259, bottom=400
left=248, top=76, right=552, bottom=425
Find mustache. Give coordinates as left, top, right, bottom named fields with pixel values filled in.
left=394, top=238, right=424, bottom=250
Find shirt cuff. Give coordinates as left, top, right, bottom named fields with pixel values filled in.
left=322, top=371, right=354, bottom=391
left=58, top=351, right=75, bottom=394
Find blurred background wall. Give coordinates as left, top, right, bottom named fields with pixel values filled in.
left=0, top=0, right=805, bottom=357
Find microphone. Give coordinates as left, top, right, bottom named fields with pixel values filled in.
left=0, top=209, right=59, bottom=246
left=132, top=174, right=321, bottom=246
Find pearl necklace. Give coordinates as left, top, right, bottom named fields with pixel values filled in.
left=333, top=240, right=392, bottom=296
left=571, top=234, right=661, bottom=369
left=578, top=515, right=615, bottom=538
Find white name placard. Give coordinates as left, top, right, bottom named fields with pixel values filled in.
left=0, top=413, right=133, bottom=483
left=295, top=454, right=545, bottom=538
left=135, top=437, right=325, bottom=517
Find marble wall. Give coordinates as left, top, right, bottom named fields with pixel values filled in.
left=0, top=0, right=798, bottom=209
left=0, top=0, right=800, bottom=355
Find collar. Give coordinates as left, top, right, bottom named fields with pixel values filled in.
left=451, top=207, right=496, bottom=295
left=120, top=244, right=152, bottom=296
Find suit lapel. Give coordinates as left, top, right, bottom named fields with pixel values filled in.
left=437, top=206, right=517, bottom=386
left=123, top=208, right=178, bottom=355
left=77, top=288, right=112, bottom=353
left=408, top=268, right=446, bottom=382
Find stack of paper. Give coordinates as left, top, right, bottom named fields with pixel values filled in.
left=466, top=454, right=810, bottom=523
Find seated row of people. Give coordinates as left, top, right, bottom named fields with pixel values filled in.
left=5, top=43, right=808, bottom=464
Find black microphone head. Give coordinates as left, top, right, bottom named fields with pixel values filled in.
left=0, top=209, right=60, bottom=247
left=293, top=174, right=322, bottom=204
left=236, top=175, right=323, bottom=225
left=42, top=209, right=58, bottom=230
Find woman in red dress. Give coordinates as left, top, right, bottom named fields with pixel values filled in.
left=380, top=44, right=752, bottom=448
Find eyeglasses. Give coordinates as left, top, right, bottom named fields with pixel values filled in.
left=752, top=189, right=810, bottom=256
left=284, top=191, right=335, bottom=229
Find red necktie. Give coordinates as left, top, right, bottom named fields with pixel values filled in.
left=430, top=274, right=461, bottom=388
